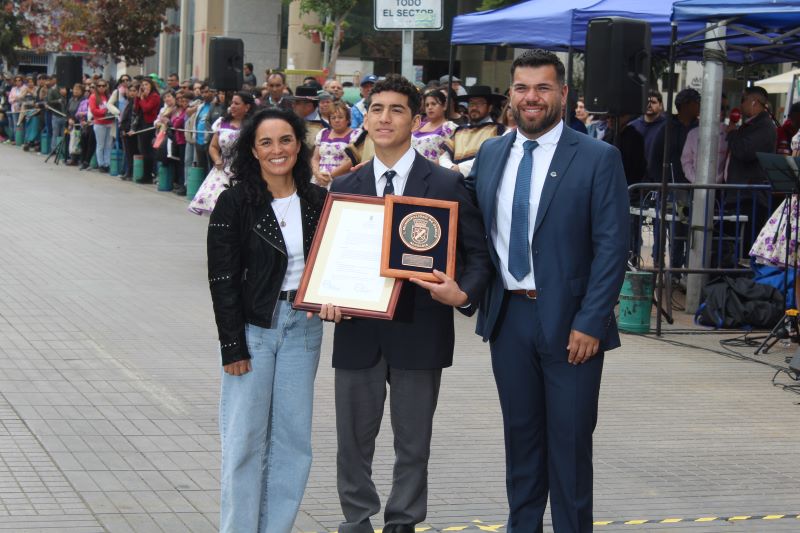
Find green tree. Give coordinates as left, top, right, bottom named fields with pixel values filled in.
left=288, top=0, right=358, bottom=77
left=81, top=0, right=179, bottom=65
left=7, top=0, right=178, bottom=67
left=0, top=2, right=24, bottom=67
left=479, top=0, right=519, bottom=10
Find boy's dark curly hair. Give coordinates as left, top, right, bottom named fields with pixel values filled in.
left=229, top=107, right=315, bottom=206
left=366, top=74, right=422, bottom=117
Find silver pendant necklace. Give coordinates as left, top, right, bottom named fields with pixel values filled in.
left=277, top=191, right=296, bottom=227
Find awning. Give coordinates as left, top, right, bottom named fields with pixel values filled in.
left=754, top=68, right=800, bottom=94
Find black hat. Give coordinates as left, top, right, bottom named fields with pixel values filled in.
left=456, top=85, right=506, bottom=106
left=287, top=85, right=319, bottom=101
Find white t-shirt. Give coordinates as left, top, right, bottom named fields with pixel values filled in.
left=272, top=192, right=304, bottom=291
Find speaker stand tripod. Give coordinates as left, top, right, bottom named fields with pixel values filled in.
left=45, top=133, right=66, bottom=165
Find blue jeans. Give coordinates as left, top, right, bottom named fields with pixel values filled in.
left=183, top=142, right=195, bottom=186
left=51, top=116, right=66, bottom=154
left=219, top=301, right=323, bottom=533
left=93, top=124, right=113, bottom=167
left=8, top=112, right=18, bottom=138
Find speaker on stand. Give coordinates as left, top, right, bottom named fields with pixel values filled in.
left=209, top=37, right=244, bottom=92
left=55, top=56, right=83, bottom=89
left=583, top=17, right=651, bottom=116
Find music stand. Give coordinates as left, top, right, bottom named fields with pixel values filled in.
left=754, top=153, right=800, bottom=355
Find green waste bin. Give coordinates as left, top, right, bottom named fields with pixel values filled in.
left=132, top=155, right=144, bottom=182
left=186, top=164, right=205, bottom=198
left=618, top=271, right=654, bottom=334
left=157, top=165, right=173, bottom=191
left=109, top=148, right=122, bottom=176
left=40, top=131, right=50, bottom=155
left=90, top=154, right=98, bottom=169
left=15, top=128, right=23, bottom=146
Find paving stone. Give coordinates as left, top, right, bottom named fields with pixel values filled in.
left=3, top=145, right=800, bottom=532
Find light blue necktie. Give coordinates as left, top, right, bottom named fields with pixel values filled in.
left=508, top=140, right=538, bottom=281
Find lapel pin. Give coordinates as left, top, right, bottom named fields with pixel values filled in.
left=550, top=171, right=558, bottom=177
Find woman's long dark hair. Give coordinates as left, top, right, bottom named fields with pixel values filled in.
left=229, top=107, right=314, bottom=206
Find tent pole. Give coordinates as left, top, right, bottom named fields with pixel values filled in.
left=446, top=44, right=455, bottom=117
left=567, top=46, right=574, bottom=88
left=656, top=23, right=678, bottom=336
left=685, top=23, right=726, bottom=314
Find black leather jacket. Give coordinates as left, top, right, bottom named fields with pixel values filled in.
left=207, top=181, right=327, bottom=365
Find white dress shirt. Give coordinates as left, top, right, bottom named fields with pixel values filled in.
left=492, top=120, right=564, bottom=290
left=374, top=146, right=416, bottom=197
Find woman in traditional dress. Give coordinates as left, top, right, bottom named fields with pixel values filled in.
left=188, top=91, right=255, bottom=215
left=412, top=90, right=457, bottom=163
left=310, top=100, right=360, bottom=188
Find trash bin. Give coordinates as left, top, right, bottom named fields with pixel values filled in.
left=157, top=165, right=173, bottom=191
left=109, top=148, right=122, bottom=177
left=186, top=163, right=205, bottom=198
left=618, top=271, right=654, bottom=334
left=132, top=155, right=145, bottom=182
left=39, top=131, right=50, bottom=155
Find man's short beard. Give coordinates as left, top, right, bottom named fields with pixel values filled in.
left=470, top=110, right=488, bottom=122
left=513, top=102, right=562, bottom=137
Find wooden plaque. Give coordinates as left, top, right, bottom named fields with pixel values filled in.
left=293, top=193, right=403, bottom=319
left=380, top=195, right=458, bottom=283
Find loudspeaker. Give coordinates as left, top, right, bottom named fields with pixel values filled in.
left=584, top=17, right=651, bottom=115
left=209, top=37, right=244, bottom=91
left=55, top=56, right=83, bottom=89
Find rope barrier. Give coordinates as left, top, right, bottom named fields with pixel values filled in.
left=44, top=105, right=67, bottom=118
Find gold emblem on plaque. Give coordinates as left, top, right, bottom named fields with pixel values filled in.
left=398, top=212, right=441, bottom=252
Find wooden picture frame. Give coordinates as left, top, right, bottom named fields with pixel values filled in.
left=293, top=193, right=403, bottom=320
left=380, top=195, right=458, bottom=283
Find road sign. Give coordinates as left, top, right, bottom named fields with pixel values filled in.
left=374, top=0, right=443, bottom=31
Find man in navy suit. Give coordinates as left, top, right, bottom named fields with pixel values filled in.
left=321, top=74, right=490, bottom=533
left=467, top=50, right=629, bottom=532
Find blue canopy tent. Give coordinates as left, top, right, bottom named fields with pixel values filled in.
left=450, top=0, right=598, bottom=49
left=447, top=0, right=707, bottom=101
left=446, top=0, right=697, bottom=108
left=672, top=0, right=800, bottom=64
left=451, top=0, right=705, bottom=53
left=646, top=0, right=800, bottom=333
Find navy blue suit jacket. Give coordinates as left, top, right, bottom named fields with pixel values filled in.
left=467, top=125, right=629, bottom=354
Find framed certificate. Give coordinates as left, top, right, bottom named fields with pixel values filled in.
left=293, top=193, right=403, bottom=319
left=380, top=195, right=458, bottom=282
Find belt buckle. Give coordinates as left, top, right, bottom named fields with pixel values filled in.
left=525, top=290, right=537, bottom=300
left=286, top=290, right=296, bottom=303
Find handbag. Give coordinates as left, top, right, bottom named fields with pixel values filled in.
left=69, top=126, right=81, bottom=155
left=152, top=129, right=167, bottom=149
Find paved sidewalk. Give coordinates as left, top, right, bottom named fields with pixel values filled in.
left=1, top=145, right=800, bottom=532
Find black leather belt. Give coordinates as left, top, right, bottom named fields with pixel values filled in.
left=278, top=290, right=296, bottom=302
left=509, top=289, right=537, bottom=299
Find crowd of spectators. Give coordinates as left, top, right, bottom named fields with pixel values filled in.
left=2, top=68, right=794, bottom=256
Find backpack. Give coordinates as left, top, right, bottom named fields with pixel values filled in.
left=695, top=276, right=784, bottom=329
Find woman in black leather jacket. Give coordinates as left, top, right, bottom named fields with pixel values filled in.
left=207, top=107, right=327, bottom=532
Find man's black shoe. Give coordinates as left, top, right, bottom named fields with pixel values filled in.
left=79, top=163, right=89, bottom=170
left=382, top=525, right=415, bottom=533
left=173, top=186, right=187, bottom=196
